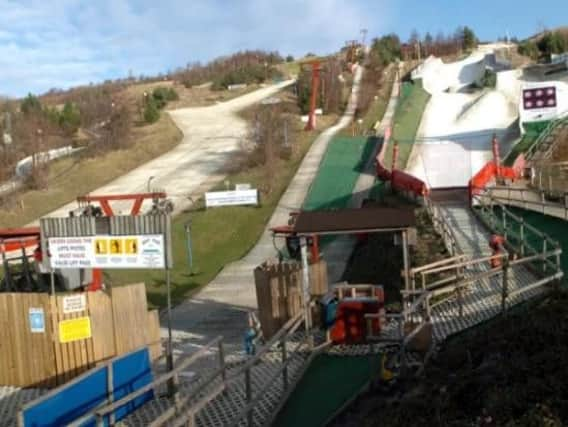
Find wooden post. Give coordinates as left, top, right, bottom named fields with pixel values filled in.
left=501, top=257, right=509, bottom=314
left=281, top=336, right=288, bottom=391
left=245, top=367, right=253, bottom=427
left=187, top=411, right=195, bottom=427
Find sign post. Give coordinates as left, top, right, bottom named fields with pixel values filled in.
left=184, top=221, right=193, bottom=274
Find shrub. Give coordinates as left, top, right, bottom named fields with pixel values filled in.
left=59, top=102, right=81, bottom=133
left=151, top=87, right=179, bottom=109
left=481, top=69, right=497, bottom=88
left=20, top=94, right=42, bottom=114
left=143, top=98, right=160, bottom=124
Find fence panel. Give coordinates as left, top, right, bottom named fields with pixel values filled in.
left=0, top=293, right=56, bottom=388
left=112, top=283, right=150, bottom=354
left=1, top=283, right=161, bottom=388
left=88, top=290, right=116, bottom=363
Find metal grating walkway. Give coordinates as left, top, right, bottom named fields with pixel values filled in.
left=428, top=202, right=544, bottom=342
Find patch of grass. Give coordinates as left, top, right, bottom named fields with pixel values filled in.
left=107, top=115, right=338, bottom=309
left=384, top=79, right=430, bottom=169
left=0, top=114, right=182, bottom=228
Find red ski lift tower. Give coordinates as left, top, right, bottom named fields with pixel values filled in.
left=304, top=60, right=322, bottom=131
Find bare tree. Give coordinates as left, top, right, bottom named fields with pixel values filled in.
left=247, top=105, right=289, bottom=193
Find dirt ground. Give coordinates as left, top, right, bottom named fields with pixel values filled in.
left=331, top=290, right=568, bottom=427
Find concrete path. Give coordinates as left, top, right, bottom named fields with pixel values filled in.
left=29, top=80, right=294, bottom=223
left=166, top=53, right=371, bottom=357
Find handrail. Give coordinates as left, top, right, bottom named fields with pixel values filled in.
left=525, top=116, right=568, bottom=161
left=410, top=255, right=467, bottom=275
left=474, top=193, right=559, bottom=248
left=424, top=196, right=462, bottom=256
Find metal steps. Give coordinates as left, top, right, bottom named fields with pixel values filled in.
left=427, top=202, right=544, bottom=342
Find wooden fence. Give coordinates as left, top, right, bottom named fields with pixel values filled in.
left=0, top=283, right=161, bottom=388
left=254, top=260, right=328, bottom=340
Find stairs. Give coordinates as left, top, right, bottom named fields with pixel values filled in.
left=427, top=202, right=545, bottom=342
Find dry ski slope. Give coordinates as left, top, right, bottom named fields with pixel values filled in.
left=407, top=45, right=523, bottom=188
left=29, top=80, right=294, bottom=223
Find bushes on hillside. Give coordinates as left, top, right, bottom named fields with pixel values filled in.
left=143, top=98, right=160, bottom=124
left=142, top=87, right=179, bottom=124
left=518, top=30, right=568, bottom=61
left=175, top=50, right=284, bottom=88
left=151, top=87, right=179, bottom=109
left=211, top=64, right=283, bottom=91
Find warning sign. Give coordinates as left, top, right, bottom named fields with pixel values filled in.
left=29, top=308, right=45, bottom=333
left=49, top=234, right=165, bottom=269
left=94, top=239, right=108, bottom=255
left=62, top=294, right=86, bottom=314
left=59, top=317, right=92, bottom=343
left=110, top=239, right=123, bottom=254
left=125, top=238, right=138, bottom=254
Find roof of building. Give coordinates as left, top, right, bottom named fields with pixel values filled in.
left=293, top=207, right=416, bottom=235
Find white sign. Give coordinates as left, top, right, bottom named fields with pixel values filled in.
left=235, top=183, right=251, bottom=191
left=48, top=234, right=165, bottom=269
left=29, top=308, right=45, bottom=333
left=205, top=189, right=258, bottom=208
left=62, top=294, right=86, bottom=314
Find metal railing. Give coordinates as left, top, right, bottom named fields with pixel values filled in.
left=408, top=249, right=562, bottom=318
left=524, top=116, right=568, bottom=162
left=424, top=196, right=462, bottom=256
left=485, top=185, right=568, bottom=220
left=474, top=193, right=561, bottom=266
left=85, top=311, right=321, bottom=427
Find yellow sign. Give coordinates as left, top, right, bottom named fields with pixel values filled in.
left=110, top=239, right=123, bottom=254
left=124, top=238, right=138, bottom=254
left=59, top=316, right=92, bottom=343
left=94, top=239, right=108, bottom=255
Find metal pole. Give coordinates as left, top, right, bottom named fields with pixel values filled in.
left=166, top=268, right=175, bottom=396
left=281, top=336, right=288, bottom=391
left=520, top=219, right=525, bottom=257
left=300, top=237, right=312, bottom=348
left=184, top=222, right=193, bottom=274
left=501, top=256, right=509, bottom=314
left=50, top=269, right=55, bottom=295
left=245, top=367, right=253, bottom=427
left=402, top=230, right=410, bottom=292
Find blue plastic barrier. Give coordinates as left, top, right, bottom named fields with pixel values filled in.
left=21, top=347, right=154, bottom=427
